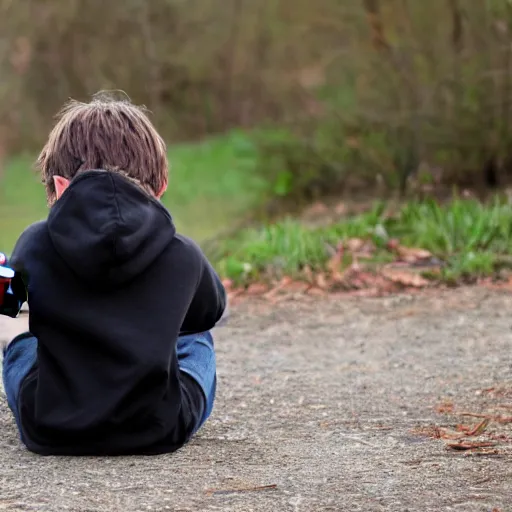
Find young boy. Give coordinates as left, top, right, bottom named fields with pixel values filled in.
left=1, top=93, right=226, bottom=455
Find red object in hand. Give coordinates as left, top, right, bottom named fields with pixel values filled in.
left=0, top=278, right=9, bottom=307
left=0, top=252, right=12, bottom=307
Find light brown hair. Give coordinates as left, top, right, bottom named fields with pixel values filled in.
left=37, top=91, right=168, bottom=204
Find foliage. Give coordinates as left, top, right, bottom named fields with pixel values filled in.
left=255, top=0, right=512, bottom=200
left=211, top=197, right=512, bottom=285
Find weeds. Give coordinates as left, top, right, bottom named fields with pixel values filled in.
left=212, top=197, right=512, bottom=286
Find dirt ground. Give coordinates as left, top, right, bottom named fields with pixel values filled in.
left=1, top=287, right=511, bottom=511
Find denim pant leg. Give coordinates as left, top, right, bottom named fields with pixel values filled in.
left=2, top=333, right=38, bottom=436
left=176, top=331, right=216, bottom=431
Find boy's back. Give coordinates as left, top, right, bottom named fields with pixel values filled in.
left=2, top=94, right=225, bottom=455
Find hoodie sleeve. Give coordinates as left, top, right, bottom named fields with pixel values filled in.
left=179, top=237, right=227, bottom=336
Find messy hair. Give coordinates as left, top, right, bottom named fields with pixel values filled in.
left=37, top=91, right=168, bottom=204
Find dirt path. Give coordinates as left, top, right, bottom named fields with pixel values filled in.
left=1, top=288, right=511, bottom=511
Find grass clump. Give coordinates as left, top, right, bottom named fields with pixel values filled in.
left=212, top=197, right=512, bottom=286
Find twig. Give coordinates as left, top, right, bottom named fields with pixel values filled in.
left=445, top=441, right=497, bottom=451
left=456, top=412, right=512, bottom=424
left=466, top=418, right=490, bottom=436
left=456, top=412, right=491, bottom=419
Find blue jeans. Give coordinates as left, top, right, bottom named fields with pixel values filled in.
left=2, top=331, right=216, bottom=438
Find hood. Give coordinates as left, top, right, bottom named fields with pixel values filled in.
left=47, top=170, right=175, bottom=288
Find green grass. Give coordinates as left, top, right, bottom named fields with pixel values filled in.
left=0, top=130, right=266, bottom=251
left=212, top=198, right=512, bottom=285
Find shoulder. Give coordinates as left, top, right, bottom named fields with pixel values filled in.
left=168, top=234, right=211, bottom=278
left=10, top=221, right=48, bottom=266
left=14, top=220, right=48, bottom=248
left=172, top=234, right=205, bottom=258
left=18, top=220, right=47, bottom=239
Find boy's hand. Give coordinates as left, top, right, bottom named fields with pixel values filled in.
left=0, top=252, right=23, bottom=317
left=0, top=253, right=14, bottom=305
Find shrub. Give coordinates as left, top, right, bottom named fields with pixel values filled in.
left=256, top=1, right=512, bottom=202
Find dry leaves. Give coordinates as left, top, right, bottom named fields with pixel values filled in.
left=434, top=401, right=454, bottom=414
left=418, top=385, right=512, bottom=456
left=246, top=283, right=269, bottom=295
left=414, top=419, right=499, bottom=453
left=344, top=238, right=375, bottom=258
left=223, top=236, right=440, bottom=302
left=445, top=441, right=497, bottom=451
left=430, top=418, right=491, bottom=442
left=381, top=268, right=430, bottom=288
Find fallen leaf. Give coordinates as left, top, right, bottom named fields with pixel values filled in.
left=381, top=268, right=429, bottom=288
left=396, top=246, right=432, bottom=263
left=264, top=276, right=293, bottom=298
left=445, top=441, right=497, bottom=451
left=303, top=265, right=314, bottom=283
left=246, top=283, right=269, bottom=295
left=410, top=426, right=443, bottom=439
left=436, top=420, right=491, bottom=440
left=315, top=273, right=329, bottom=290
left=307, top=287, right=327, bottom=296
left=285, top=280, right=310, bottom=293
left=438, top=428, right=466, bottom=440
left=435, top=401, right=454, bottom=414
left=345, top=238, right=365, bottom=253
left=330, top=269, right=345, bottom=283
left=457, top=412, right=492, bottom=419
left=466, top=418, right=490, bottom=436
left=345, top=238, right=376, bottom=259
left=327, top=243, right=344, bottom=274
left=387, top=240, right=433, bottom=264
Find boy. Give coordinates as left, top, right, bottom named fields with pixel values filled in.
left=1, top=93, right=226, bottom=455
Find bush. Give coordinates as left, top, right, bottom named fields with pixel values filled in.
left=256, top=1, right=512, bottom=202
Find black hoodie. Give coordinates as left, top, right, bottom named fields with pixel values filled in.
left=9, top=170, right=226, bottom=455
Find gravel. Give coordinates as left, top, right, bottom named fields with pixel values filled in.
left=1, top=287, right=511, bottom=511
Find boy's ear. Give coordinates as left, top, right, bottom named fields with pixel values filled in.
left=156, top=180, right=167, bottom=199
left=53, top=176, right=70, bottom=200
